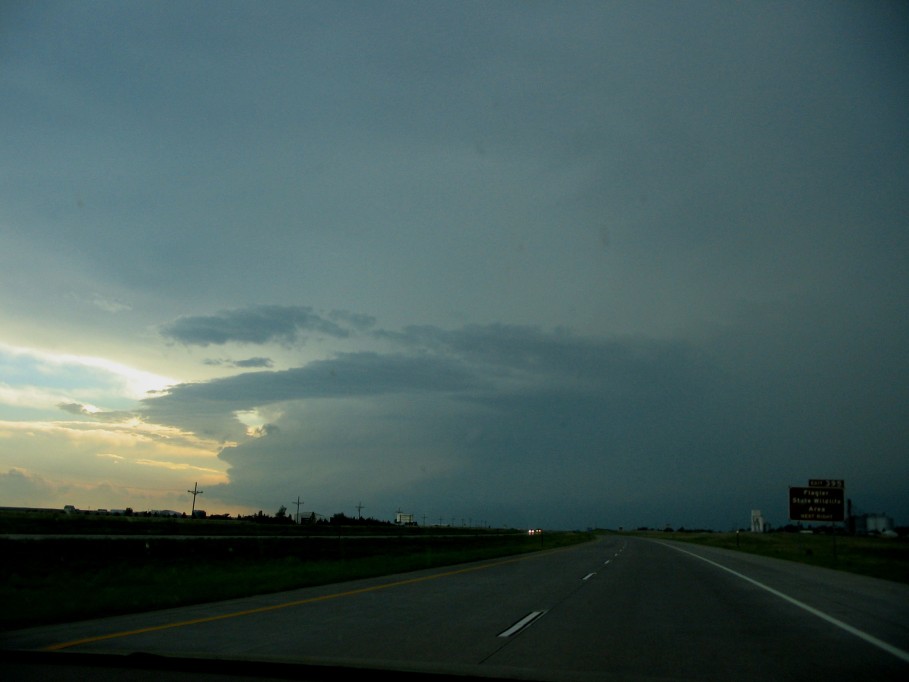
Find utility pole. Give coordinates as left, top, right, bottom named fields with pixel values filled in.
left=293, top=496, right=303, bottom=524
left=187, top=482, right=203, bottom=516
left=356, top=501, right=365, bottom=519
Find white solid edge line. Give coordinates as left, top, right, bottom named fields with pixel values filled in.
left=498, top=610, right=546, bottom=638
left=658, top=542, right=909, bottom=664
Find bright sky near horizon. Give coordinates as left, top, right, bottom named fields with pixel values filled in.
left=1, top=1, right=907, bottom=529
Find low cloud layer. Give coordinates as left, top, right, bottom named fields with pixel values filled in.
left=204, top=357, right=274, bottom=369
left=57, top=402, right=137, bottom=423
left=160, top=305, right=362, bottom=346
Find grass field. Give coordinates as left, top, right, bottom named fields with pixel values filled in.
left=0, top=529, right=592, bottom=631
left=629, top=530, right=909, bottom=584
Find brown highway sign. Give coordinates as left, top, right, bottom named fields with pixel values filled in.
left=789, top=486, right=845, bottom=522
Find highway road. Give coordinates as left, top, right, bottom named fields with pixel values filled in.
left=2, top=535, right=908, bottom=680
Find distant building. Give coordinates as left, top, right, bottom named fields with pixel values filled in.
left=751, top=509, right=767, bottom=533
left=853, top=513, right=894, bottom=534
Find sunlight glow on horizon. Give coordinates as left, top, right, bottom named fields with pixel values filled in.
left=0, top=343, right=179, bottom=412
left=0, top=342, right=179, bottom=403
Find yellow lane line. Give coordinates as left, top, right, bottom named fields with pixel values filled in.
left=43, top=552, right=545, bottom=652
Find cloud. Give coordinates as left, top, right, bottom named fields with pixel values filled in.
left=0, top=417, right=230, bottom=515
left=57, top=402, right=137, bottom=423
left=0, top=343, right=175, bottom=404
left=140, top=319, right=909, bottom=529
left=210, top=395, right=467, bottom=510
left=0, top=418, right=225, bottom=461
left=0, top=467, right=220, bottom=513
left=134, top=458, right=222, bottom=474
left=328, top=310, right=377, bottom=331
left=0, top=467, right=56, bottom=501
left=203, top=357, right=274, bottom=369
left=142, top=324, right=722, bottom=523
left=140, top=350, right=485, bottom=441
left=0, top=384, right=75, bottom=412
left=232, top=357, right=274, bottom=368
left=377, top=323, right=680, bottom=380
left=89, top=294, right=131, bottom=314
left=3, top=2, right=906, bottom=528
left=64, top=292, right=132, bottom=314
left=159, top=305, right=357, bottom=346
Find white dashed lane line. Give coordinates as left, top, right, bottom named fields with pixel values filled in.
left=498, top=610, right=547, bottom=638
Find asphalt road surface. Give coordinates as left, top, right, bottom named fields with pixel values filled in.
left=2, top=536, right=907, bottom=681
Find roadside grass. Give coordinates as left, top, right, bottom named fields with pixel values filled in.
left=0, top=531, right=589, bottom=631
left=629, top=531, right=909, bottom=584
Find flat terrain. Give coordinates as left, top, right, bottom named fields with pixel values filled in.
left=1, top=527, right=577, bottom=631
left=2, top=536, right=908, bottom=681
